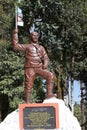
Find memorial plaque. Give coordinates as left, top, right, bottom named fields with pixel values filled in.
left=19, top=103, right=59, bottom=130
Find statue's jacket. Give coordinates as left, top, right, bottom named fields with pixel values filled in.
left=12, top=32, right=49, bottom=68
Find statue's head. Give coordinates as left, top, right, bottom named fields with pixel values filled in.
left=30, top=32, right=39, bottom=43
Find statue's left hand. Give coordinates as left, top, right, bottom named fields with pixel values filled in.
left=13, top=28, right=18, bottom=33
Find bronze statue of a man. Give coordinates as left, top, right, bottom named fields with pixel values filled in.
left=12, top=28, right=56, bottom=103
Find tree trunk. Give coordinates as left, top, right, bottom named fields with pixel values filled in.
left=71, top=77, right=74, bottom=113
left=0, top=94, right=2, bottom=122
left=55, top=69, right=63, bottom=99
left=57, top=77, right=63, bottom=99
left=80, top=81, right=86, bottom=130
left=69, top=56, right=75, bottom=113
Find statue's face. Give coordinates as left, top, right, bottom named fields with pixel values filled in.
left=30, top=32, right=39, bottom=43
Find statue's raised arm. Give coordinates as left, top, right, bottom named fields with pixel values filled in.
left=12, top=28, right=26, bottom=51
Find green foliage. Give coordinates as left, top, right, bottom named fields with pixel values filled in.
left=0, top=42, right=25, bottom=110
left=0, top=0, right=15, bottom=40
left=33, top=77, right=45, bottom=102
left=74, top=102, right=81, bottom=125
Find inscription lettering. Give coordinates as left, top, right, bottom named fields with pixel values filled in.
left=23, top=106, right=56, bottom=129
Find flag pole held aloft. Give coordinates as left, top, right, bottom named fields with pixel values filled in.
left=15, top=4, right=18, bottom=29
left=15, top=3, right=24, bottom=28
